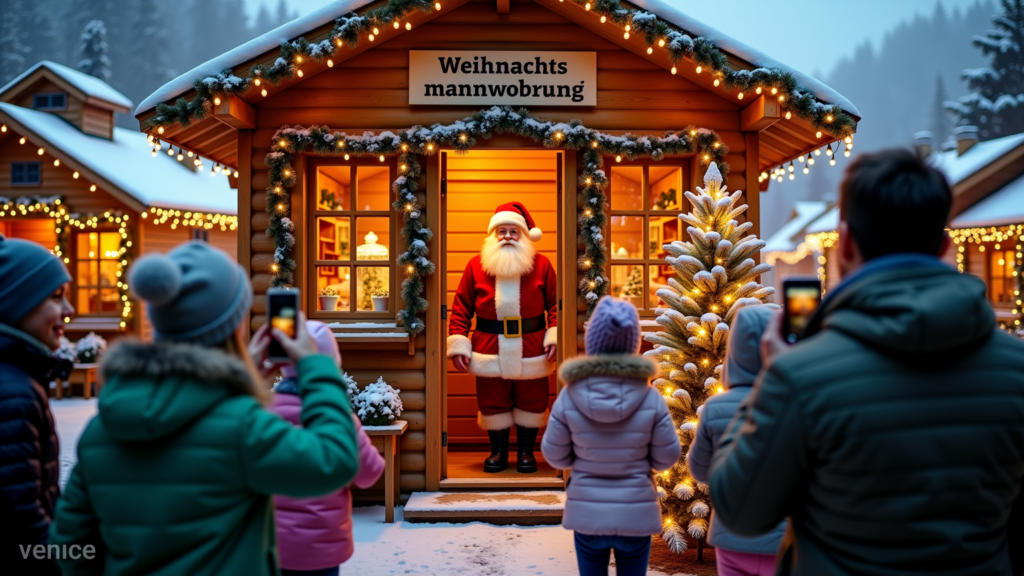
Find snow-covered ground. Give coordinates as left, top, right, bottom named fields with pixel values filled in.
left=51, top=399, right=691, bottom=576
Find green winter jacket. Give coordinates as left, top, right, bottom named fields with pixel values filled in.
left=710, top=260, right=1024, bottom=576
left=49, top=341, right=358, bottom=576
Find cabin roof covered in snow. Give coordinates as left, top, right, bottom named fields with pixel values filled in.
left=930, top=132, right=1024, bottom=186
left=0, top=61, right=133, bottom=112
left=805, top=206, right=839, bottom=235
left=0, top=103, right=236, bottom=215
left=951, top=173, right=1024, bottom=229
left=136, top=0, right=858, bottom=118
left=764, top=201, right=829, bottom=253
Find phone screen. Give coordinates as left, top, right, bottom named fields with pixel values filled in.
left=268, top=292, right=298, bottom=360
left=784, top=283, right=822, bottom=343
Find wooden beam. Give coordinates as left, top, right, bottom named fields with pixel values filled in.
left=237, top=130, right=253, bottom=338
left=424, top=153, right=442, bottom=492
left=497, top=0, right=510, bottom=13
left=740, top=95, right=781, bottom=132
left=214, top=95, right=256, bottom=130
left=744, top=132, right=761, bottom=244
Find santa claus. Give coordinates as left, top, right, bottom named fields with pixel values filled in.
left=448, top=202, right=557, bottom=474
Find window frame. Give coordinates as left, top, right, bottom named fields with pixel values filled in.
left=987, top=247, right=1017, bottom=306
left=605, top=158, right=690, bottom=317
left=306, top=157, right=399, bottom=320
left=72, top=229, right=123, bottom=317
left=11, top=161, right=42, bottom=186
left=33, top=92, right=67, bottom=111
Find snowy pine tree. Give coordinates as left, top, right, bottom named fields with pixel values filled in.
left=0, top=2, right=29, bottom=85
left=643, top=163, right=777, bottom=554
left=948, top=0, right=1024, bottom=140
left=931, top=74, right=953, bottom=145
left=78, top=20, right=112, bottom=82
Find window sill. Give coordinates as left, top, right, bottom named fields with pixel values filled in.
left=327, top=321, right=414, bottom=351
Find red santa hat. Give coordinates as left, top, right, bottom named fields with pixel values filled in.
left=488, top=201, right=542, bottom=242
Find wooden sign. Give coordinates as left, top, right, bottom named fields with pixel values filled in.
left=409, top=51, right=597, bottom=106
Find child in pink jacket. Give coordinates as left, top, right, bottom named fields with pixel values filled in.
left=270, top=321, right=385, bottom=576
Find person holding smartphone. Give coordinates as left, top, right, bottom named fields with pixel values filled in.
left=50, top=241, right=359, bottom=576
left=708, top=150, right=1024, bottom=576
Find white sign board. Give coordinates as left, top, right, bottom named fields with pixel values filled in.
left=409, top=51, right=597, bottom=106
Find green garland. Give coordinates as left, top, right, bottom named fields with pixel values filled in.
left=146, top=0, right=855, bottom=139
left=265, top=105, right=729, bottom=335
left=0, top=195, right=135, bottom=329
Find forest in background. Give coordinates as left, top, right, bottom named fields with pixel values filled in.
left=762, top=0, right=996, bottom=234
left=0, top=0, right=298, bottom=126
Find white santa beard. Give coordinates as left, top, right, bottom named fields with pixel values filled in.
left=479, top=234, right=536, bottom=279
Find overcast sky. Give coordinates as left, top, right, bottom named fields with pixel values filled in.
left=245, top=0, right=988, bottom=78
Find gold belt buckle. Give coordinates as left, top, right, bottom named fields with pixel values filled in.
left=503, top=317, right=523, bottom=338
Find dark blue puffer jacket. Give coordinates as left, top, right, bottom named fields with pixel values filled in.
left=0, top=322, right=69, bottom=575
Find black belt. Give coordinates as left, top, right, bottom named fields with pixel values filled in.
left=475, top=315, right=546, bottom=338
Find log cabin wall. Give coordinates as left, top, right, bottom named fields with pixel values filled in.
left=244, top=0, right=749, bottom=494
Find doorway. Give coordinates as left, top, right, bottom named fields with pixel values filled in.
left=439, top=148, right=563, bottom=487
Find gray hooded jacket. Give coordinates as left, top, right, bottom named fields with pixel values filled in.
left=688, top=306, right=787, bottom=555
left=542, top=354, right=681, bottom=536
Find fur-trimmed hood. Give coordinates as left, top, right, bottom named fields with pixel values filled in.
left=558, top=354, right=659, bottom=424
left=98, top=340, right=262, bottom=442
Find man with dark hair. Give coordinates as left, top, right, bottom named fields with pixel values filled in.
left=709, top=149, right=1024, bottom=576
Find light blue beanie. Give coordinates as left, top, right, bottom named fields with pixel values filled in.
left=128, top=241, right=252, bottom=346
left=0, top=236, right=71, bottom=325
left=585, top=296, right=641, bottom=355
left=723, top=306, right=773, bottom=389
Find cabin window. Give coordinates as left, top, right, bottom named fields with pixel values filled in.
left=11, top=162, right=42, bottom=186
left=988, top=248, right=1017, bottom=305
left=191, top=228, right=209, bottom=242
left=33, top=92, right=67, bottom=111
left=607, top=162, right=688, bottom=314
left=309, top=160, right=397, bottom=317
left=75, top=231, right=122, bottom=315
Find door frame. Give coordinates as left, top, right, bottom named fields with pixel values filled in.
left=424, top=143, right=577, bottom=489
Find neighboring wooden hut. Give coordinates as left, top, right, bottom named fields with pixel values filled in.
left=134, top=0, right=859, bottom=506
left=0, top=61, right=238, bottom=341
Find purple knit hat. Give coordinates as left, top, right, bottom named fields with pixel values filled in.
left=585, top=296, right=642, bottom=355
left=280, top=320, right=340, bottom=377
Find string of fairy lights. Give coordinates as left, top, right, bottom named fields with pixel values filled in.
left=142, top=0, right=857, bottom=147
left=949, top=225, right=1023, bottom=329
left=146, top=133, right=239, bottom=179
left=759, top=136, right=855, bottom=185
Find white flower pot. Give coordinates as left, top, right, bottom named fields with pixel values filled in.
left=319, top=295, right=339, bottom=311
left=372, top=296, right=389, bottom=311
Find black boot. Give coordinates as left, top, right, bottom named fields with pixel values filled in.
left=483, top=428, right=510, bottom=473
left=516, top=426, right=539, bottom=473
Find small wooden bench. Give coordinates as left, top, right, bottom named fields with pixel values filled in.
left=363, top=420, right=408, bottom=523
left=53, top=363, right=100, bottom=399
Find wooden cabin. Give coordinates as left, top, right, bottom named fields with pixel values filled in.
left=135, top=0, right=859, bottom=508
left=0, top=61, right=238, bottom=342
left=766, top=129, right=1024, bottom=329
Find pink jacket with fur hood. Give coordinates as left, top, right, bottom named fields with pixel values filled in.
left=271, top=392, right=384, bottom=570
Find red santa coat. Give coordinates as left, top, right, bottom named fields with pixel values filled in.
left=447, top=253, right=558, bottom=380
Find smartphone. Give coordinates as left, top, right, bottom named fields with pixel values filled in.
left=782, top=278, right=822, bottom=344
left=267, top=287, right=299, bottom=362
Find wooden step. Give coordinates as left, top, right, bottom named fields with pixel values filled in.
left=440, top=476, right=564, bottom=489
left=403, top=491, right=565, bottom=526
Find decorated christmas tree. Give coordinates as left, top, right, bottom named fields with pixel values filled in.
left=621, top=266, right=644, bottom=299
left=643, top=163, right=777, bottom=553
left=359, top=268, right=386, bottom=310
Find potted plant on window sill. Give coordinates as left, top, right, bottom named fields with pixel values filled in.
left=371, top=288, right=389, bottom=312
left=319, top=287, right=340, bottom=311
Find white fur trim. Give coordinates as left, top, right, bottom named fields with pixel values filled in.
left=447, top=334, right=473, bottom=358
left=542, top=326, right=558, bottom=349
left=469, top=352, right=555, bottom=380
left=494, top=277, right=520, bottom=319
left=513, top=407, right=550, bottom=428
left=478, top=411, right=514, bottom=430
left=489, top=211, right=529, bottom=235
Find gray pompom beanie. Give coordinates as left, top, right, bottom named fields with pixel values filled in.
left=129, top=241, right=252, bottom=345
left=722, top=306, right=774, bottom=389
left=0, top=236, right=72, bottom=325
left=585, top=296, right=641, bottom=355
